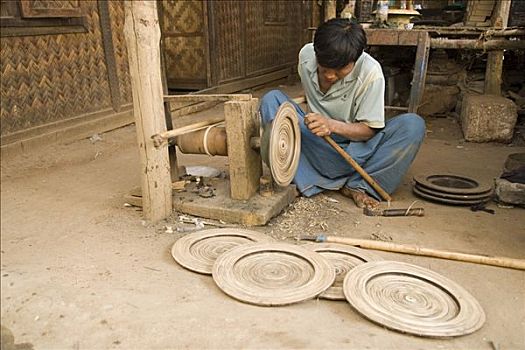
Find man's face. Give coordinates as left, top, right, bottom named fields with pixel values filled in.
left=317, top=61, right=355, bottom=87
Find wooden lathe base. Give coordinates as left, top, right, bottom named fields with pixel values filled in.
left=173, top=178, right=297, bottom=226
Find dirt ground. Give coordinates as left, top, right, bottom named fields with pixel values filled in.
left=1, top=83, right=524, bottom=350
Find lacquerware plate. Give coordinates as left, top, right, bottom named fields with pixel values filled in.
left=413, top=174, right=492, bottom=195
left=343, top=261, right=485, bottom=338
left=302, top=243, right=383, bottom=300
left=212, top=242, right=335, bottom=306
left=412, top=186, right=490, bottom=205
left=171, top=228, right=274, bottom=274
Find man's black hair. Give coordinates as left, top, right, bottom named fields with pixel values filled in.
left=314, top=18, right=367, bottom=69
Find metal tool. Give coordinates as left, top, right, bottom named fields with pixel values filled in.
left=470, top=202, right=495, bottom=215
left=363, top=207, right=425, bottom=217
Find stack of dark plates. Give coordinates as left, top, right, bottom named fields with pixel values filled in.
left=413, top=174, right=493, bottom=205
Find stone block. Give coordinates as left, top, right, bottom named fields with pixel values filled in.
left=460, top=94, right=518, bottom=142
left=495, top=178, right=525, bottom=206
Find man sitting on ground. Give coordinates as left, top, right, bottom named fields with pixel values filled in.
left=259, top=18, right=425, bottom=209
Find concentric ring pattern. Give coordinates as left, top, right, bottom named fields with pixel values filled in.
left=269, top=102, right=301, bottom=187
left=303, top=243, right=383, bottom=300
left=343, top=261, right=485, bottom=337
left=171, top=228, right=274, bottom=274
left=213, top=242, right=335, bottom=306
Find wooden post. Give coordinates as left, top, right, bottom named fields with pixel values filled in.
left=224, top=98, right=262, bottom=200
left=408, top=32, right=430, bottom=114
left=324, top=0, right=337, bottom=21
left=124, top=1, right=172, bottom=221
left=485, top=0, right=511, bottom=95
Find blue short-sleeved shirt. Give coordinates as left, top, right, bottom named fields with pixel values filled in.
left=298, top=43, right=385, bottom=128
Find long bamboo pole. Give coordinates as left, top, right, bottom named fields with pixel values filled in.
left=309, top=235, right=525, bottom=270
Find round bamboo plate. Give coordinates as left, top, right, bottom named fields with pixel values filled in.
left=303, top=243, right=383, bottom=300
left=212, top=242, right=335, bottom=306
left=413, top=186, right=491, bottom=206
left=171, top=228, right=274, bottom=274
left=343, top=261, right=485, bottom=337
left=414, top=183, right=493, bottom=201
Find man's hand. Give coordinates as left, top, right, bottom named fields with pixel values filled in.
left=304, top=112, right=377, bottom=141
left=304, top=113, right=333, bottom=137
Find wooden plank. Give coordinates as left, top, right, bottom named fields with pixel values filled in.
left=467, top=15, right=489, bottom=21
left=0, top=24, right=87, bottom=37
left=172, top=114, right=224, bottom=130
left=164, top=94, right=252, bottom=103
left=170, top=101, right=220, bottom=118
left=398, top=30, right=420, bottom=46
left=124, top=1, right=172, bottom=222
left=366, top=29, right=399, bottom=46
left=365, top=29, right=420, bottom=47
left=224, top=98, right=262, bottom=200
left=172, top=179, right=297, bottom=226
left=409, top=32, right=430, bottom=114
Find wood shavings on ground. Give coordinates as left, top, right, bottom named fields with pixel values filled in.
left=370, top=231, right=393, bottom=242
left=267, top=194, right=343, bottom=240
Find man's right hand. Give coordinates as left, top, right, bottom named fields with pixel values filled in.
left=304, top=113, right=333, bottom=137
left=305, top=113, right=377, bottom=141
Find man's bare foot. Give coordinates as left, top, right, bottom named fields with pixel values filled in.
left=340, top=187, right=380, bottom=210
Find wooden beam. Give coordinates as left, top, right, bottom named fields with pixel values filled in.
left=124, top=1, right=172, bottom=222
left=430, top=38, right=525, bottom=50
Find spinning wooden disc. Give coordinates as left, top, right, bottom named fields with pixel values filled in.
left=213, top=242, right=335, bottom=306
left=343, top=261, right=485, bottom=337
left=261, top=102, right=301, bottom=187
left=303, top=243, right=383, bottom=300
left=171, top=228, right=274, bottom=274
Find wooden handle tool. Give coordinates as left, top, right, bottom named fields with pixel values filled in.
left=322, top=135, right=392, bottom=202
